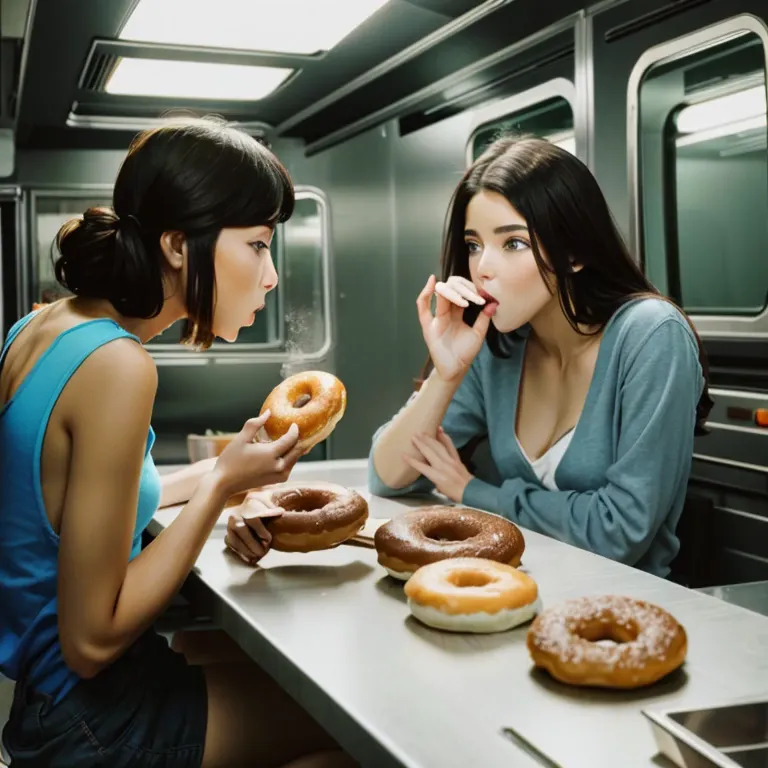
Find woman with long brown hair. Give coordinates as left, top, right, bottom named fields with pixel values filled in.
left=369, top=135, right=711, bottom=579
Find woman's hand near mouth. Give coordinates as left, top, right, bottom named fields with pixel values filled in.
left=417, top=274, right=496, bottom=382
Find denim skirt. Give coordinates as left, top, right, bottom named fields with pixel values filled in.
left=2, top=630, right=208, bottom=767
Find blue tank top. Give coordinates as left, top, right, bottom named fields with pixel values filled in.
left=0, top=311, right=161, bottom=703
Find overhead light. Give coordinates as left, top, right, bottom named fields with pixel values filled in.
left=106, top=58, right=293, bottom=100
left=119, top=0, right=391, bottom=55
left=676, top=85, right=766, bottom=133
left=676, top=115, right=766, bottom=148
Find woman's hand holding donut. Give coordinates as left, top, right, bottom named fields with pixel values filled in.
left=417, top=275, right=495, bottom=382
left=212, top=410, right=302, bottom=498
left=404, top=426, right=474, bottom=503
left=224, top=496, right=284, bottom=567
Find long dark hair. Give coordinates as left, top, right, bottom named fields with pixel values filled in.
left=54, top=116, right=295, bottom=349
left=420, top=135, right=713, bottom=436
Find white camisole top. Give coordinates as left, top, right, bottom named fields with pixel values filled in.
left=516, top=429, right=575, bottom=491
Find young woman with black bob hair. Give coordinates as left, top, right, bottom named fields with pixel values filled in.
left=369, top=135, right=712, bottom=579
left=0, top=118, right=355, bottom=767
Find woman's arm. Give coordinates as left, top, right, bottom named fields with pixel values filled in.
left=369, top=359, right=487, bottom=494
left=370, top=370, right=462, bottom=490
left=57, top=340, right=298, bottom=678
left=454, top=319, right=702, bottom=566
left=158, top=458, right=216, bottom=508
left=370, top=274, right=493, bottom=491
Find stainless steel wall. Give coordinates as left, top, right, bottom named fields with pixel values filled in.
left=273, top=109, right=479, bottom=460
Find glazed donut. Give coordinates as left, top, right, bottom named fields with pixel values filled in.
left=526, top=595, right=687, bottom=689
left=373, top=506, right=525, bottom=581
left=404, top=557, right=540, bottom=633
left=262, top=484, right=368, bottom=552
left=260, top=371, right=346, bottom=454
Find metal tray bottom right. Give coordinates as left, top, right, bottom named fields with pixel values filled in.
left=643, top=698, right=768, bottom=768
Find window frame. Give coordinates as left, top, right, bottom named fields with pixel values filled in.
left=464, top=77, right=577, bottom=168
left=627, top=13, right=768, bottom=338
left=0, top=185, right=21, bottom=343
left=25, top=184, right=333, bottom=363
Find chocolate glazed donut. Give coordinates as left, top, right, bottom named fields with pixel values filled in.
left=265, top=486, right=368, bottom=553
left=374, top=506, right=525, bottom=580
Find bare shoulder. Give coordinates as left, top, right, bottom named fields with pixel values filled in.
left=63, top=337, right=157, bottom=423
left=78, top=335, right=156, bottom=382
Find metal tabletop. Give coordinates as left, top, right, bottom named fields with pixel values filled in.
left=150, top=460, right=768, bottom=768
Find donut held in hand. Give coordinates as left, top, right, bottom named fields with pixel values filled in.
left=260, top=371, right=346, bottom=454
left=261, top=484, right=368, bottom=553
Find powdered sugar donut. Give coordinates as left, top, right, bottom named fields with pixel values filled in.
left=526, top=595, right=687, bottom=689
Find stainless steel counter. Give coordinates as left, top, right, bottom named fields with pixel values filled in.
left=150, top=460, right=768, bottom=768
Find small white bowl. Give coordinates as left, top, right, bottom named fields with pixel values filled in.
left=186, top=433, right=237, bottom=463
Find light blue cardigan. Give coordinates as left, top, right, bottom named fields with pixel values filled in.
left=368, top=299, right=705, bottom=578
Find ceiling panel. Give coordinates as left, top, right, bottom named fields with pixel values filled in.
left=13, top=0, right=585, bottom=151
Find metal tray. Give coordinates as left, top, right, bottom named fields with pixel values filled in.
left=643, top=697, right=768, bottom=767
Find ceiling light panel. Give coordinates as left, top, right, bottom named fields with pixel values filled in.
left=120, top=0, right=391, bottom=55
left=106, top=58, right=293, bottom=100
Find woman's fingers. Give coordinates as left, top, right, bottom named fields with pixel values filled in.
left=416, top=274, right=437, bottom=333
left=243, top=515, right=273, bottom=547
left=448, top=277, right=485, bottom=305
left=471, top=303, right=492, bottom=332
left=435, top=281, right=469, bottom=308
left=225, top=513, right=266, bottom=564
left=437, top=426, right=462, bottom=460
left=412, top=433, right=450, bottom=466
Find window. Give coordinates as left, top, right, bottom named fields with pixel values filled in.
left=29, top=187, right=330, bottom=358
left=634, top=21, right=768, bottom=319
left=278, top=193, right=329, bottom=361
left=33, top=194, right=107, bottom=306
left=467, top=80, right=576, bottom=165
